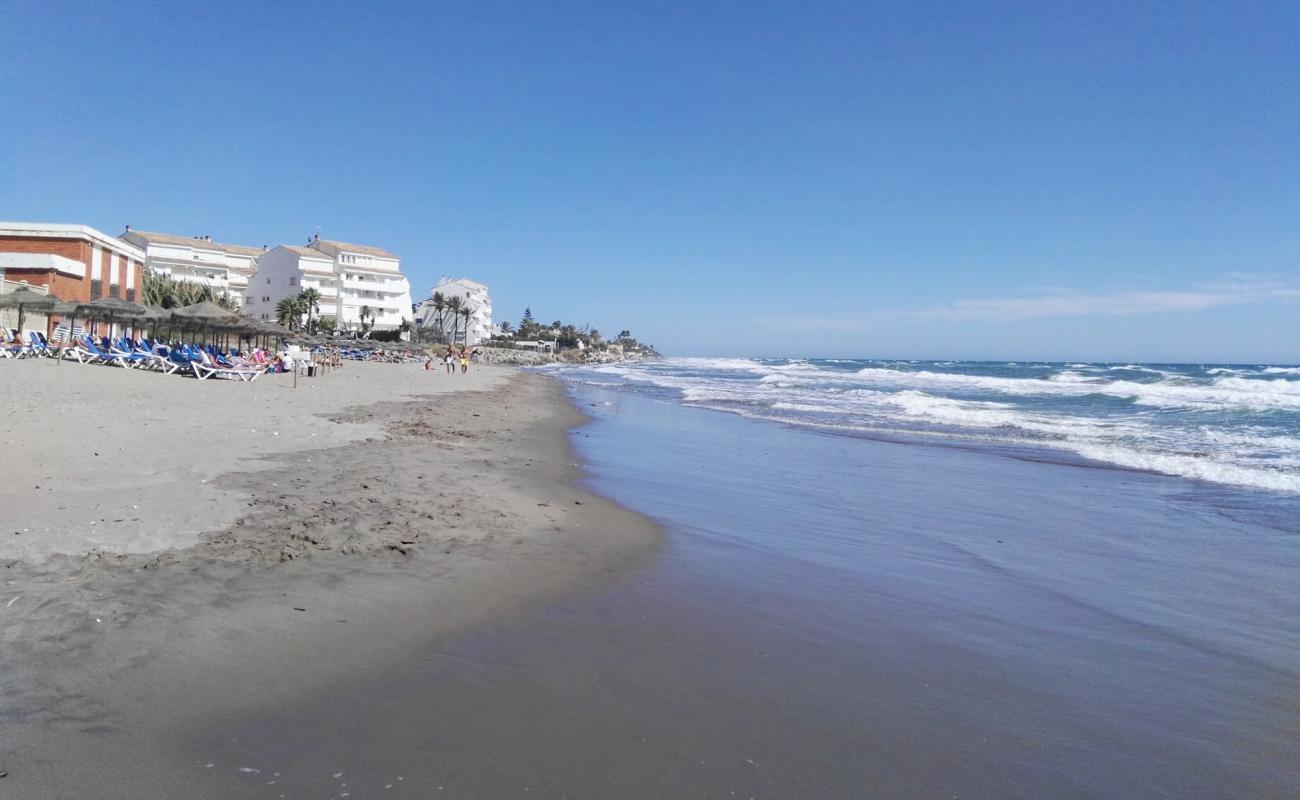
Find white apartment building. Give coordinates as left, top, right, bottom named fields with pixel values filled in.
left=244, top=236, right=414, bottom=332
left=309, top=236, right=413, bottom=331
left=120, top=229, right=263, bottom=304
left=416, top=277, right=493, bottom=344
left=245, top=245, right=336, bottom=324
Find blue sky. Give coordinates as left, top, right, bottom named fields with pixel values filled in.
left=2, top=1, right=1297, bottom=361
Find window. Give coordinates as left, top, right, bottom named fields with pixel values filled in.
left=289, top=277, right=296, bottom=286
left=266, top=278, right=271, bottom=284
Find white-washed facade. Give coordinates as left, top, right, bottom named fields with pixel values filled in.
left=417, top=277, right=493, bottom=344
left=244, top=245, right=337, bottom=324
left=308, top=237, right=413, bottom=332
left=120, top=229, right=262, bottom=304
left=244, top=237, right=413, bottom=332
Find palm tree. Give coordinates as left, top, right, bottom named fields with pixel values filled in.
left=317, top=316, right=336, bottom=335
left=461, top=306, right=473, bottom=344
left=141, top=271, right=175, bottom=307
left=445, top=295, right=464, bottom=344
left=175, top=281, right=209, bottom=307
left=276, top=296, right=304, bottom=330
left=359, top=305, right=374, bottom=334
left=431, top=292, right=446, bottom=337
left=298, top=288, right=321, bottom=333
left=498, top=320, right=513, bottom=337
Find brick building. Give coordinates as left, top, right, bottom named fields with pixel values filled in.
left=0, top=222, right=145, bottom=305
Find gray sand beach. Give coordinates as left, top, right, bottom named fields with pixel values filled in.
left=0, top=361, right=660, bottom=798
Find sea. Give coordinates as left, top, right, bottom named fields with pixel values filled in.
left=200, top=357, right=1300, bottom=798
left=544, top=357, right=1300, bottom=496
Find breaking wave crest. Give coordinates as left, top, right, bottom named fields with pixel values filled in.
left=548, top=358, right=1300, bottom=494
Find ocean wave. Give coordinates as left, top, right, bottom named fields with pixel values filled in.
left=838, top=367, right=1300, bottom=411
left=1200, top=428, right=1300, bottom=454
left=1108, top=364, right=1172, bottom=374
left=550, top=360, right=1300, bottom=494
left=596, top=362, right=1300, bottom=412
left=770, top=400, right=857, bottom=414
left=737, top=396, right=1300, bottom=494
left=1070, top=444, right=1300, bottom=494
left=1048, top=370, right=1106, bottom=384
left=660, top=357, right=768, bottom=372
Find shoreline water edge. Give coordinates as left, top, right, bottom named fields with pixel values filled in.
left=2, top=356, right=1296, bottom=798
left=0, top=363, right=662, bottom=798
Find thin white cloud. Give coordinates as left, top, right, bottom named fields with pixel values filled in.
left=760, top=277, right=1300, bottom=331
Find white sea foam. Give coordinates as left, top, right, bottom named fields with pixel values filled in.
left=1070, top=444, right=1300, bottom=494
left=554, top=359, right=1300, bottom=494
left=660, top=357, right=768, bottom=372
left=770, top=400, right=857, bottom=414
left=608, top=361, right=1300, bottom=413
left=754, top=390, right=1300, bottom=493
left=830, top=367, right=1300, bottom=411
left=1201, top=427, right=1300, bottom=454
left=1048, top=370, right=1105, bottom=384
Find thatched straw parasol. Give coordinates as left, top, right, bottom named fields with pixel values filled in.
left=170, top=300, right=241, bottom=325
left=79, top=296, right=148, bottom=344
left=0, top=285, right=57, bottom=334
left=138, top=305, right=172, bottom=323
left=85, top=295, right=147, bottom=316
left=48, top=298, right=85, bottom=331
left=170, top=301, right=243, bottom=349
left=46, top=299, right=89, bottom=363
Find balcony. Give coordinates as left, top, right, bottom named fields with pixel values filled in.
left=341, top=277, right=405, bottom=293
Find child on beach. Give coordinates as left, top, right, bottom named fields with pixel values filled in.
left=459, top=347, right=470, bottom=373
left=444, top=349, right=455, bottom=374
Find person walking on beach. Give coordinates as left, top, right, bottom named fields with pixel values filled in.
left=444, top=348, right=455, bottom=374
left=459, top=346, right=470, bottom=374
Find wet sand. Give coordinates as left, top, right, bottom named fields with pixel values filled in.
left=181, top=382, right=1299, bottom=799
left=0, top=362, right=660, bottom=798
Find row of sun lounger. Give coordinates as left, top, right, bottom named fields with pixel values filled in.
left=3, top=329, right=266, bottom=381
